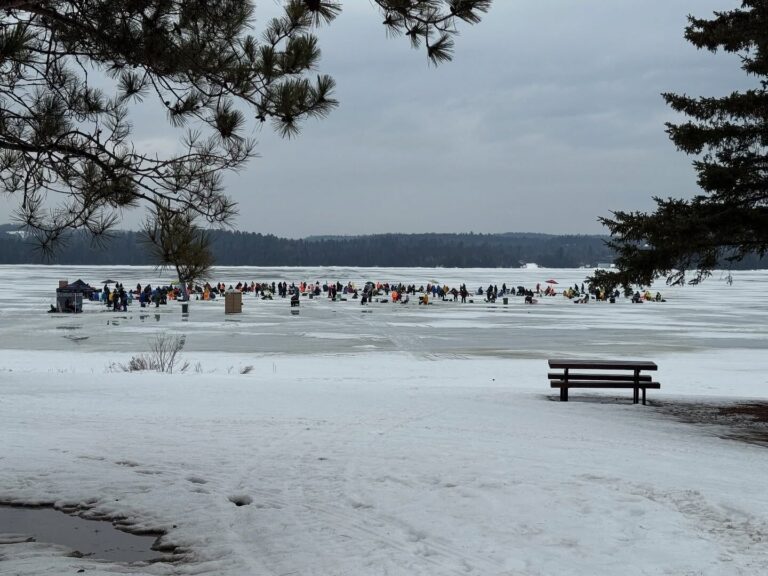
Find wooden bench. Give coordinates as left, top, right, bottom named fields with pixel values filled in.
left=548, top=359, right=660, bottom=405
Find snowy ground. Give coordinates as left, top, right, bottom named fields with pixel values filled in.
left=1, top=266, right=767, bottom=575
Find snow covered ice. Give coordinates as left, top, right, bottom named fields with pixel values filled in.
left=1, top=265, right=767, bottom=575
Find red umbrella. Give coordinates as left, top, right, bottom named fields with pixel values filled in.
left=545, top=279, right=558, bottom=284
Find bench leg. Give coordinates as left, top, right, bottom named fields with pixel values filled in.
left=559, top=387, right=568, bottom=401
left=634, top=369, right=641, bottom=405
left=633, top=387, right=638, bottom=404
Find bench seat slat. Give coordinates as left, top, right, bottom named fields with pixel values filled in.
left=547, top=372, right=652, bottom=382
left=550, top=380, right=661, bottom=389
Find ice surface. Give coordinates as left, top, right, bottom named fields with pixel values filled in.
left=2, top=265, right=767, bottom=357
left=1, top=266, right=767, bottom=575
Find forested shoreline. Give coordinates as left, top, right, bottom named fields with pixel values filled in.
left=0, top=225, right=765, bottom=269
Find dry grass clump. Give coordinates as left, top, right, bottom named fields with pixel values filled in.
left=111, top=334, right=189, bottom=374
left=109, top=336, right=258, bottom=376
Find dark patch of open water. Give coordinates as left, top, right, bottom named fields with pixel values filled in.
left=0, top=505, right=162, bottom=563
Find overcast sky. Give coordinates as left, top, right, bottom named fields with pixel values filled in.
left=1, top=0, right=750, bottom=237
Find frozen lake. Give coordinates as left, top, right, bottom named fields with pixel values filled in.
left=1, top=265, right=767, bottom=358
left=1, top=265, right=767, bottom=576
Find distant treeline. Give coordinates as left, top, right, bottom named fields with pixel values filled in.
left=0, top=224, right=765, bottom=269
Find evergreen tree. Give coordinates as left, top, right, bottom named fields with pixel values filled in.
left=142, top=204, right=213, bottom=290
left=0, top=0, right=491, bottom=265
left=598, top=0, right=768, bottom=288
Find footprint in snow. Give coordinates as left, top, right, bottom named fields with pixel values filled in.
left=228, top=494, right=253, bottom=507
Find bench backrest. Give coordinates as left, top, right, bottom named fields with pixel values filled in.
left=548, top=359, right=657, bottom=371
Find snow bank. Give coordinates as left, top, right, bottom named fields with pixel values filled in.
left=1, top=266, right=767, bottom=575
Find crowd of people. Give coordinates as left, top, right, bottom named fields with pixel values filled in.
left=85, top=278, right=664, bottom=311
left=97, top=282, right=181, bottom=310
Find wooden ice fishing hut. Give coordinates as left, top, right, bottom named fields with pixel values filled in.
left=55, top=279, right=95, bottom=313
left=224, top=290, right=242, bottom=314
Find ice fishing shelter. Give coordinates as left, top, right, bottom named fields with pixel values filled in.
left=224, top=290, right=242, bottom=314
left=56, top=279, right=95, bottom=313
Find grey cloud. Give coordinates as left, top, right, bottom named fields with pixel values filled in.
left=221, top=0, right=737, bottom=237
left=2, top=0, right=744, bottom=238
